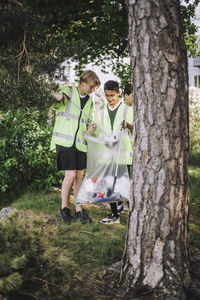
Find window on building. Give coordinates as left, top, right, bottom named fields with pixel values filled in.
left=194, top=75, right=200, bottom=87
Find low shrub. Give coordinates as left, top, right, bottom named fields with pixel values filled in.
left=0, top=108, right=63, bottom=193
left=189, top=87, right=200, bottom=166
left=0, top=213, right=83, bottom=300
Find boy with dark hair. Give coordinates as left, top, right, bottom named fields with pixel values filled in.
left=92, top=80, right=133, bottom=224
left=50, top=70, right=101, bottom=224
left=104, top=80, right=119, bottom=92
left=124, top=83, right=133, bottom=107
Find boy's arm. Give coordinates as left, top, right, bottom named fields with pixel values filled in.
left=124, top=106, right=134, bottom=132
left=51, top=91, right=65, bottom=102
left=50, top=86, right=70, bottom=109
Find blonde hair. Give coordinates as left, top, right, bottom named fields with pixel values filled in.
left=80, top=70, right=101, bottom=89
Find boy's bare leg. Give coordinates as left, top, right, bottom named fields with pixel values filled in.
left=61, top=170, right=76, bottom=209
left=73, top=169, right=85, bottom=212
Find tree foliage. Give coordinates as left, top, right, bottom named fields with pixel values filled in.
left=0, top=0, right=199, bottom=110
left=189, top=87, right=200, bottom=165
left=181, top=0, right=200, bottom=57
left=0, top=0, right=128, bottom=109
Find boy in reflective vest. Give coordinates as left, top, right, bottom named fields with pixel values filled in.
left=50, top=70, right=101, bottom=224
left=116, top=82, right=133, bottom=214
left=92, top=80, right=133, bottom=224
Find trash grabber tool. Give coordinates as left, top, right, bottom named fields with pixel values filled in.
left=106, top=121, right=125, bottom=197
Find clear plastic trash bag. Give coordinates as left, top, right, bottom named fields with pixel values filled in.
left=76, top=129, right=131, bottom=205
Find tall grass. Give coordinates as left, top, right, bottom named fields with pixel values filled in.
left=8, top=165, right=200, bottom=255
left=189, top=166, right=200, bottom=215
left=189, top=151, right=200, bottom=167
left=0, top=165, right=199, bottom=298
left=11, top=190, right=128, bottom=275
left=189, top=166, right=200, bottom=251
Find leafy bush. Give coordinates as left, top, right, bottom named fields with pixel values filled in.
left=0, top=108, right=63, bottom=193
left=0, top=213, right=82, bottom=300
left=189, top=87, right=200, bottom=166
left=189, top=166, right=200, bottom=215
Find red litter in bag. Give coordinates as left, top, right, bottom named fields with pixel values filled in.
left=92, top=176, right=98, bottom=183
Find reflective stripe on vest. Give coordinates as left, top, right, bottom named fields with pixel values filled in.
left=55, top=112, right=87, bottom=125
left=121, top=151, right=133, bottom=158
left=55, top=86, right=88, bottom=125
left=53, top=131, right=87, bottom=145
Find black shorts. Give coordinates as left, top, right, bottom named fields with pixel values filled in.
left=56, top=144, right=87, bottom=170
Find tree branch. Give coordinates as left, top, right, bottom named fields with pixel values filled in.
left=16, top=29, right=28, bottom=81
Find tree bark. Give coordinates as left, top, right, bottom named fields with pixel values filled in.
left=121, top=1, right=190, bottom=299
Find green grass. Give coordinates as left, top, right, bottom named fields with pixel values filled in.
left=189, top=166, right=200, bottom=210
left=10, top=190, right=128, bottom=278
left=189, top=166, right=200, bottom=252
left=189, top=151, right=200, bottom=167
left=0, top=165, right=199, bottom=298
left=10, top=190, right=61, bottom=215
left=5, top=166, right=200, bottom=257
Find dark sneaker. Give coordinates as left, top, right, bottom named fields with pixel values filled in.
left=100, top=213, right=120, bottom=225
left=74, top=209, right=92, bottom=224
left=117, top=203, right=124, bottom=214
left=59, top=207, right=73, bottom=224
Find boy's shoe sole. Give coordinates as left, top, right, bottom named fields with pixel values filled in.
left=100, top=216, right=120, bottom=225
left=117, top=204, right=124, bottom=214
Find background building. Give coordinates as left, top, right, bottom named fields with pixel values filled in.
left=188, top=3, right=200, bottom=87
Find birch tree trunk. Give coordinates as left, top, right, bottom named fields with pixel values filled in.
left=120, top=1, right=190, bottom=299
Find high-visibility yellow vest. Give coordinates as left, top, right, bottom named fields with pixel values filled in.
left=50, top=85, right=92, bottom=152
left=93, top=103, right=133, bottom=165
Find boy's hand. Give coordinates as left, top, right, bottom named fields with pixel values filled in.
left=51, top=91, right=65, bottom=102
left=121, top=120, right=133, bottom=133
left=87, top=122, right=97, bottom=134
left=82, top=130, right=87, bottom=137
